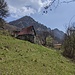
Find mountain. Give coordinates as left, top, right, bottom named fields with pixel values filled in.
left=52, top=28, right=65, bottom=43
left=9, top=16, right=49, bottom=32
left=9, top=16, right=65, bottom=43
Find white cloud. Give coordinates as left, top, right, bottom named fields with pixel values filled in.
left=9, top=5, right=36, bottom=18
left=6, top=0, right=52, bottom=18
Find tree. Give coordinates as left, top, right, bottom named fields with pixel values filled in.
left=0, top=0, right=9, bottom=18
left=0, top=0, right=9, bottom=28
left=43, top=0, right=75, bottom=13
left=63, top=25, right=75, bottom=59
left=46, top=36, right=53, bottom=47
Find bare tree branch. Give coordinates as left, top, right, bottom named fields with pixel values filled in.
left=44, top=0, right=56, bottom=10
left=61, top=0, right=75, bottom=3
left=44, top=0, right=75, bottom=11
left=69, top=15, right=75, bottom=26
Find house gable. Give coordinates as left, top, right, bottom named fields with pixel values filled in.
left=13, top=26, right=36, bottom=43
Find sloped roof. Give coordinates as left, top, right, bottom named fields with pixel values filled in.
left=18, top=26, right=36, bottom=35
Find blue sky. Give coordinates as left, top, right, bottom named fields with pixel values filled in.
left=5, top=0, right=75, bottom=32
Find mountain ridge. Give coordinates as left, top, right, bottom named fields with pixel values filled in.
left=9, top=16, right=49, bottom=32
left=9, top=16, right=65, bottom=43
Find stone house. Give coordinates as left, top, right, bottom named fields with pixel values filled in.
left=12, top=26, right=36, bottom=43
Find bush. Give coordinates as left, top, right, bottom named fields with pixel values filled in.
left=63, top=25, right=75, bottom=59
left=46, top=36, right=53, bottom=47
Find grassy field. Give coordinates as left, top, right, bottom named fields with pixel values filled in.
left=0, top=30, right=75, bottom=75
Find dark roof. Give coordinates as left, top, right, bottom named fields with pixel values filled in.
left=18, top=26, right=36, bottom=35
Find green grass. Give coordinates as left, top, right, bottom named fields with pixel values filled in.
left=0, top=30, right=75, bottom=75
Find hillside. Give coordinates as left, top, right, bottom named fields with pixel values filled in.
left=0, top=18, right=20, bottom=31
left=9, top=16, right=65, bottom=42
left=0, top=30, right=75, bottom=75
